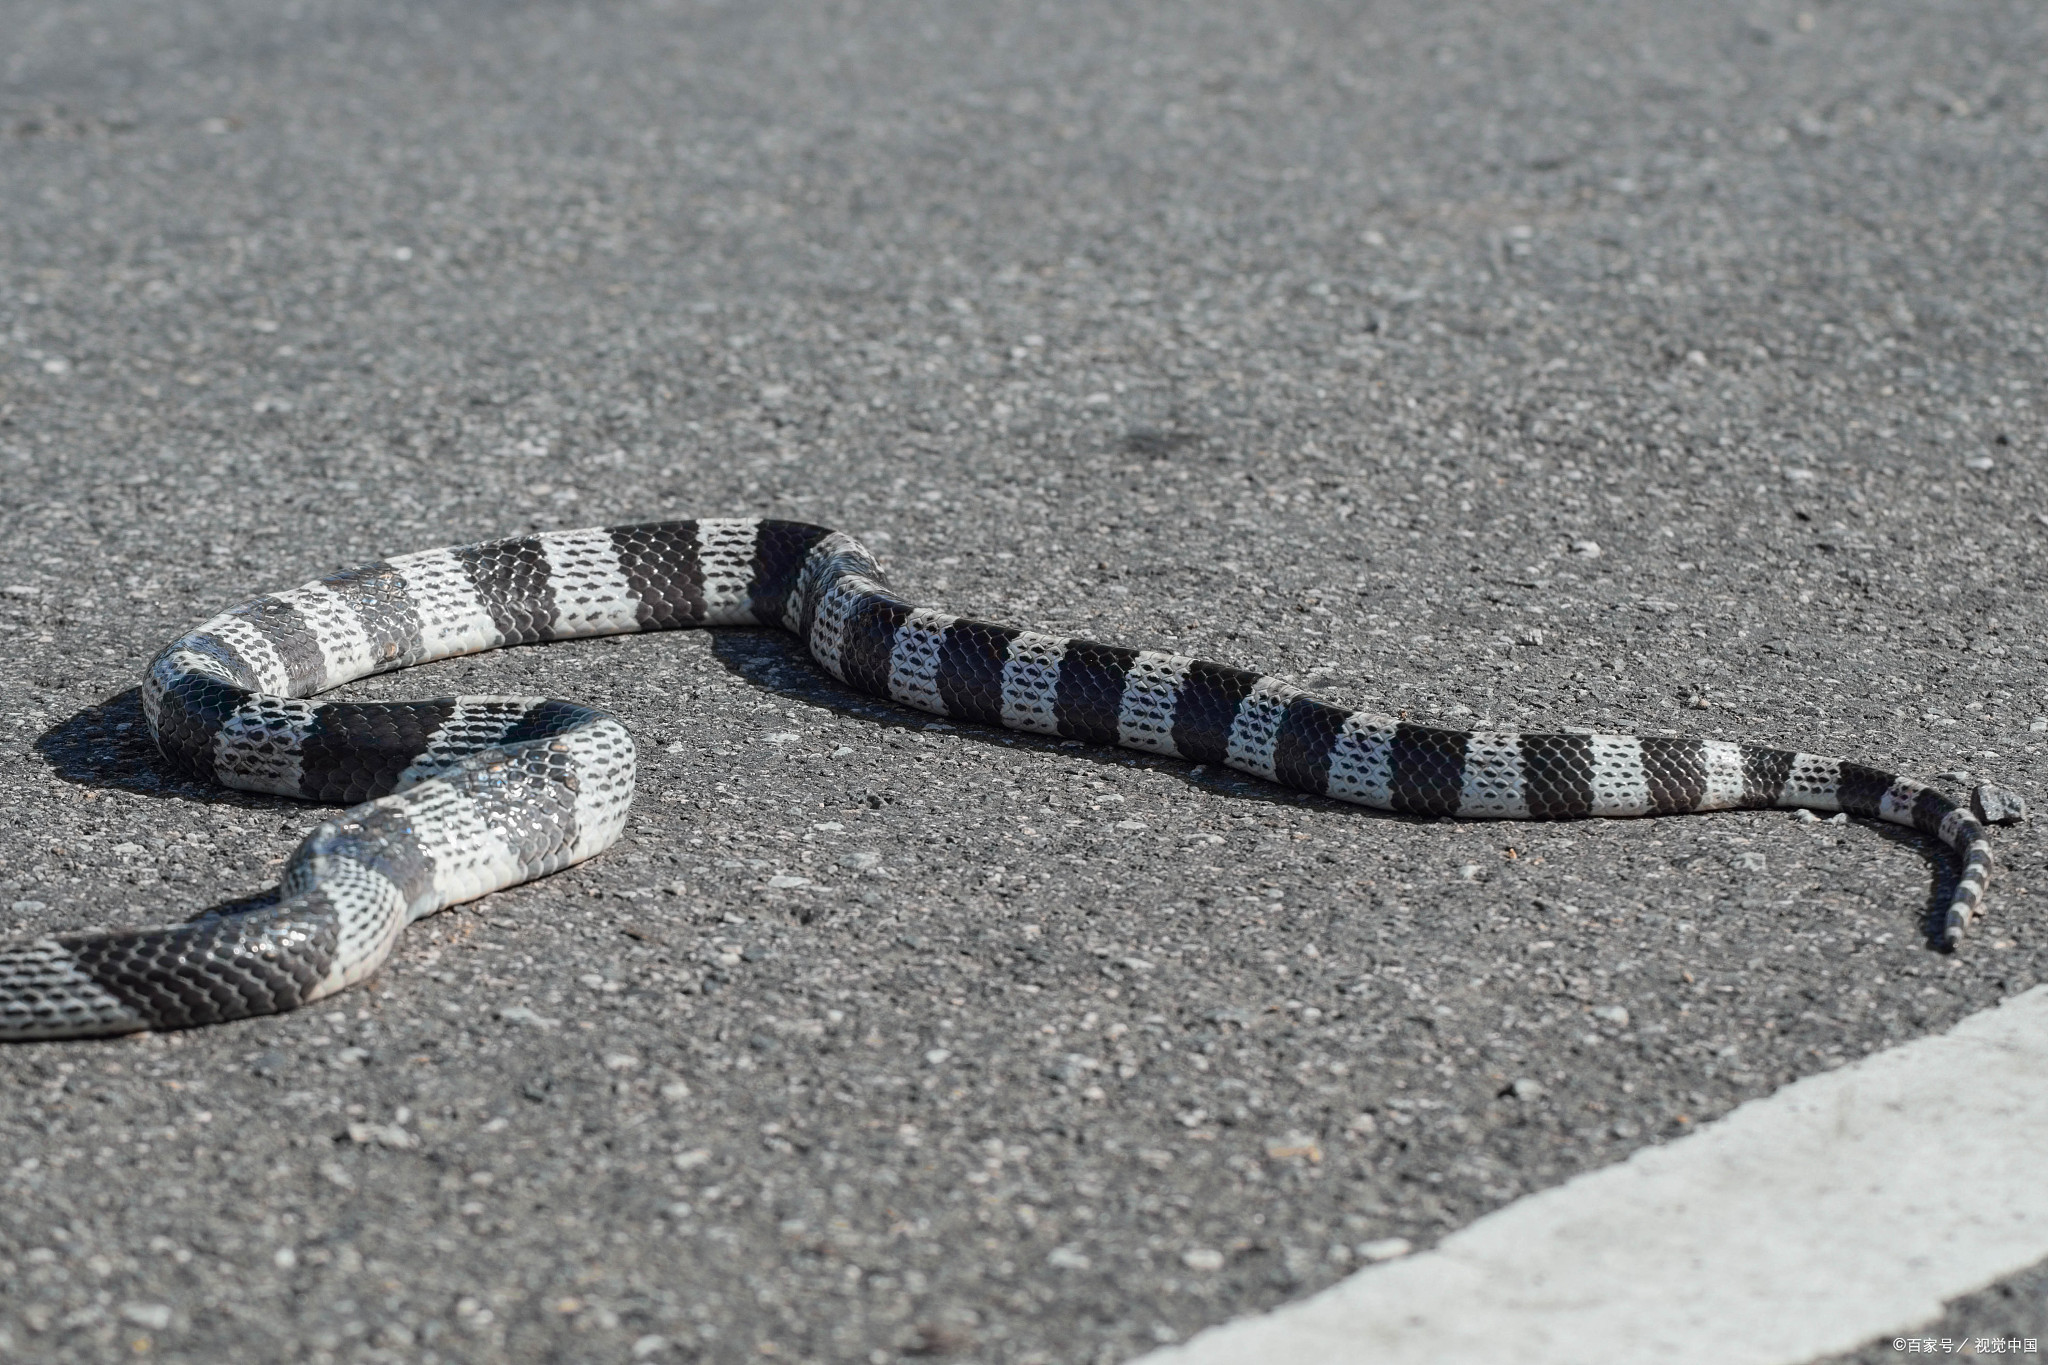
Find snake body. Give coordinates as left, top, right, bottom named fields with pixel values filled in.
left=0, top=518, right=2001, bottom=1039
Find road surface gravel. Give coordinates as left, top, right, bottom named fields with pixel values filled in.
left=2, top=1, right=2045, bottom=1361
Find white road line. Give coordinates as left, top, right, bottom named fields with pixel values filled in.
left=1138, top=986, right=2048, bottom=1365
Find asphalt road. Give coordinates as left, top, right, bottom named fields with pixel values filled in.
left=2, top=1, right=2045, bottom=1362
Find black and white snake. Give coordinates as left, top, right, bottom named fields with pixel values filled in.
left=0, top=519, right=2010, bottom=1039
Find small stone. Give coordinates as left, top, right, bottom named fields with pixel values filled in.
left=840, top=851, right=882, bottom=870
left=1046, top=1246, right=1091, bottom=1270
left=1570, top=539, right=1602, bottom=558
left=272, top=1245, right=297, bottom=1269
left=1826, top=812, right=1848, bottom=825
left=1346, top=1112, right=1378, bottom=1135
left=916, top=1325, right=987, bottom=1362
left=9, top=900, right=47, bottom=913
left=831, top=745, right=855, bottom=758
left=1357, top=1237, right=1413, bottom=1263
left=1181, top=1247, right=1225, bottom=1272
left=318, top=1161, right=355, bottom=1189
left=632, top=1335, right=671, bottom=1358
left=1964, top=455, right=1995, bottom=472
left=495, top=1006, right=559, bottom=1030
left=602, top=1052, right=640, bottom=1071
left=1794, top=809, right=1820, bottom=823
left=1457, top=863, right=1481, bottom=880
left=1973, top=784, right=2028, bottom=826
left=924, top=1048, right=952, bottom=1066
left=672, top=1148, right=712, bottom=1171
left=2029, top=719, right=2047, bottom=732
left=41, top=357, right=71, bottom=375
left=1736, top=851, right=1768, bottom=872
left=345, top=1122, right=418, bottom=1149
left=1933, top=770, right=1974, bottom=785
left=1264, top=1135, right=1323, bottom=1162
left=767, top=874, right=810, bottom=889
left=1510, top=1078, right=1545, bottom=1100
left=1115, top=819, right=1149, bottom=831
left=120, top=1303, right=172, bottom=1330
left=659, top=1080, right=692, bottom=1100
left=1591, top=1005, right=1629, bottom=1026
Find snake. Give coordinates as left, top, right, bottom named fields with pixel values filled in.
left=0, top=518, right=2011, bottom=1040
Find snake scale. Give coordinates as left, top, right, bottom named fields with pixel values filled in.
left=0, top=518, right=2006, bottom=1039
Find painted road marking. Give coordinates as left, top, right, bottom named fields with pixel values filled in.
left=1138, top=985, right=2048, bottom=1365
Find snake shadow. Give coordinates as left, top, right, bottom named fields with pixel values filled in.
left=1869, top=821, right=1967, bottom=952
left=705, top=630, right=1971, bottom=952
left=33, top=688, right=295, bottom=810
left=26, top=692, right=294, bottom=932
left=702, top=627, right=1339, bottom=816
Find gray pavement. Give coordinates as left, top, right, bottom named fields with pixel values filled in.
left=2, top=1, right=2045, bottom=1361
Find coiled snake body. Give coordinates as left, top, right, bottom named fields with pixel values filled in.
left=0, top=519, right=2004, bottom=1039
